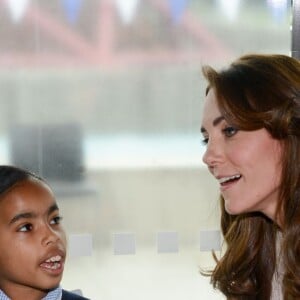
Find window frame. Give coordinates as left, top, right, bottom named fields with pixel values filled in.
left=292, top=0, right=300, bottom=58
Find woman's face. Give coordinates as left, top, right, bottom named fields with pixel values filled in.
left=201, top=89, right=283, bottom=222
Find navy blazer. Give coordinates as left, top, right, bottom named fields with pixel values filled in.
left=62, top=289, right=90, bottom=300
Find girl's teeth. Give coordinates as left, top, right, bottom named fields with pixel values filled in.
left=50, top=263, right=60, bottom=269
left=46, top=255, right=61, bottom=263
left=41, top=262, right=61, bottom=269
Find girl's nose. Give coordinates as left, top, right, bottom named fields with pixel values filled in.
left=41, top=225, right=60, bottom=246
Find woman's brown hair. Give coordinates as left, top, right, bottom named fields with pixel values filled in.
left=201, top=54, right=300, bottom=299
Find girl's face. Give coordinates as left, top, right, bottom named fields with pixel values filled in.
left=0, top=178, right=67, bottom=299
left=201, top=89, right=283, bottom=222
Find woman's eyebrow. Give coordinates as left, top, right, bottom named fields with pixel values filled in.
left=212, top=116, right=225, bottom=126
left=200, top=115, right=225, bottom=133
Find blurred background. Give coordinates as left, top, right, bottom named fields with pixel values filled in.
left=0, top=0, right=293, bottom=299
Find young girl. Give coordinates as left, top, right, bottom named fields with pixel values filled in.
left=200, top=54, right=300, bottom=299
left=0, top=165, right=89, bottom=300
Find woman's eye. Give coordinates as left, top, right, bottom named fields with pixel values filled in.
left=50, top=216, right=63, bottom=225
left=18, top=224, right=33, bottom=232
left=222, top=126, right=238, bottom=137
left=201, top=137, right=209, bottom=145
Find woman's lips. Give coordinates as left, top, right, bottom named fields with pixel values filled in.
left=217, top=174, right=242, bottom=191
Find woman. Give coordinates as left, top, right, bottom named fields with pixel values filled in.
left=200, top=54, right=300, bottom=299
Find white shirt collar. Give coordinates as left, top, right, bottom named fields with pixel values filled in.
left=0, top=286, right=62, bottom=300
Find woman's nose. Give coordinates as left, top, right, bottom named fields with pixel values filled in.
left=202, top=139, right=222, bottom=168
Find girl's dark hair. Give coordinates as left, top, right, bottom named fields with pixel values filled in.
left=201, top=54, right=300, bottom=299
left=0, top=165, right=45, bottom=196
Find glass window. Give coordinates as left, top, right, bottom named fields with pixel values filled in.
left=0, top=0, right=292, bottom=299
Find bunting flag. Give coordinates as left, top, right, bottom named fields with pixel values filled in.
left=6, top=0, right=30, bottom=23
left=169, top=0, right=188, bottom=24
left=62, top=0, right=83, bottom=25
left=267, top=0, right=288, bottom=23
left=219, top=0, right=240, bottom=22
left=115, top=0, right=139, bottom=25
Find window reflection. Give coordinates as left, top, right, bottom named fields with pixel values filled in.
left=0, top=1, right=292, bottom=299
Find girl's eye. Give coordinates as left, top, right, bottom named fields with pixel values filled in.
left=222, top=126, right=238, bottom=137
left=50, top=216, right=63, bottom=225
left=18, top=224, right=33, bottom=232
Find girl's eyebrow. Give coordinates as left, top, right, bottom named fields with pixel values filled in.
left=200, top=115, right=225, bottom=133
left=48, top=203, right=59, bottom=215
left=9, top=212, right=36, bottom=225
left=9, top=203, right=59, bottom=225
